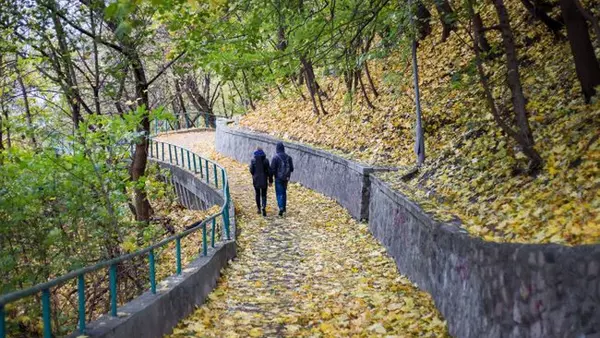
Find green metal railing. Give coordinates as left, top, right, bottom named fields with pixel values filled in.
left=0, top=139, right=232, bottom=338
left=152, top=112, right=228, bottom=134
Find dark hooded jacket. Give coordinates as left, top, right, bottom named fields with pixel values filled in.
left=250, top=149, right=272, bottom=189
left=271, top=142, right=294, bottom=182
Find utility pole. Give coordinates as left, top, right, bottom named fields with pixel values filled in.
left=408, top=0, right=426, bottom=166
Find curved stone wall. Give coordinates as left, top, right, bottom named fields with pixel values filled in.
left=215, top=119, right=391, bottom=220
left=369, top=176, right=600, bottom=337
left=156, top=160, right=225, bottom=211
left=215, top=119, right=600, bottom=338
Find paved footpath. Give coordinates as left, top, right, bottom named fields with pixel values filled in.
left=156, top=131, right=447, bottom=337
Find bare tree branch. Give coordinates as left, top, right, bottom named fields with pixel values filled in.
left=147, top=51, right=186, bottom=87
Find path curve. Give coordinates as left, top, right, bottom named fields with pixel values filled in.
left=156, top=131, right=447, bottom=337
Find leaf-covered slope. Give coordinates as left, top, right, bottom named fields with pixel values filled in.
left=239, top=2, right=600, bottom=245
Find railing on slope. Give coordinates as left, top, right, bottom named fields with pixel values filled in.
left=152, top=112, right=228, bottom=133
left=0, top=138, right=232, bottom=338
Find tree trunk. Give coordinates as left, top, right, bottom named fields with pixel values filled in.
left=170, top=102, right=180, bottom=129
left=0, top=111, right=3, bottom=152
left=2, top=107, right=9, bottom=149
left=358, top=71, right=375, bottom=109
left=185, top=76, right=216, bottom=127
left=241, top=70, right=256, bottom=110
left=304, top=71, right=320, bottom=115
left=220, top=87, right=228, bottom=117
left=473, top=13, right=492, bottom=53
left=204, top=74, right=210, bottom=103
left=344, top=70, right=354, bottom=94
left=175, top=79, right=188, bottom=126
left=267, top=66, right=285, bottom=97
left=409, top=0, right=425, bottom=165
left=48, top=1, right=86, bottom=127
left=573, top=0, right=600, bottom=48
left=520, top=0, right=564, bottom=38
left=114, top=65, right=128, bottom=116
left=411, top=39, right=425, bottom=165
left=169, top=87, right=181, bottom=129
left=416, top=0, right=432, bottom=40
left=300, top=57, right=321, bottom=115
left=231, top=80, right=248, bottom=112
left=364, top=62, right=379, bottom=97
left=128, top=49, right=153, bottom=222
left=315, top=80, right=328, bottom=115
left=0, top=54, right=6, bottom=151
left=275, top=0, right=288, bottom=51
left=559, top=0, right=600, bottom=103
left=352, top=70, right=359, bottom=94
left=16, top=63, right=38, bottom=148
left=361, top=34, right=379, bottom=97
left=492, top=0, right=543, bottom=168
left=433, top=0, right=456, bottom=41
left=291, top=77, right=307, bottom=101
left=90, top=8, right=101, bottom=116
left=277, top=25, right=287, bottom=50
left=468, top=0, right=540, bottom=168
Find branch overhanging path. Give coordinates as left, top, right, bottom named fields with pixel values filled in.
left=156, top=131, right=448, bottom=337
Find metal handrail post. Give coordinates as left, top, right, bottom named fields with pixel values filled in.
left=0, top=305, right=5, bottom=338
left=149, top=250, right=156, bottom=294
left=213, top=164, right=218, bottom=188
left=42, top=289, right=51, bottom=338
left=211, top=218, right=216, bottom=248
left=109, top=264, right=117, bottom=317
left=78, top=275, right=86, bottom=334
left=176, top=238, right=182, bottom=275
left=202, top=224, right=208, bottom=257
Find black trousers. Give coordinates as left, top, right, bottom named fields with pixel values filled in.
left=254, top=186, right=267, bottom=210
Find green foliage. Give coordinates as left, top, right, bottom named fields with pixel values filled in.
left=0, top=108, right=172, bottom=334
left=150, top=0, right=412, bottom=105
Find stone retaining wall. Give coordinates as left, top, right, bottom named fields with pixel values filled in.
left=370, top=176, right=600, bottom=337
left=79, top=242, right=236, bottom=338
left=153, top=159, right=236, bottom=240
left=73, top=158, right=236, bottom=338
left=216, top=119, right=390, bottom=220
left=157, top=161, right=225, bottom=211
left=215, top=120, right=600, bottom=338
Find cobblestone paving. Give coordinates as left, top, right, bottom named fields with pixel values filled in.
left=156, top=131, right=448, bottom=337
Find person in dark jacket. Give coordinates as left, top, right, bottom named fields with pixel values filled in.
left=271, top=142, right=294, bottom=216
left=250, top=147, right=272, bottom=216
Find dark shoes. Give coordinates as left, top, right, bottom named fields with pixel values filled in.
left=258, top=207, right=268, bottom=216
left=279, top=207, right=287, bottom=217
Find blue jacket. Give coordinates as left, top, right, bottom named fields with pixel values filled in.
left=249, top=149, right=272, bottom=189
left=271, top=142, right=294, bottom=182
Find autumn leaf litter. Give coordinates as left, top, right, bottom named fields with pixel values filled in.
left=158, top=131, right=448, bottom=337
left=239, top=3, right=599, bottom=245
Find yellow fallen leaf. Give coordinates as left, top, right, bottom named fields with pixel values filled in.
left=249, top=328, right=263, bottom=337
left=368, top=323, right=387, bottom=334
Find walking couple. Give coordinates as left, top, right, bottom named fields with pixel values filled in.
left=249, top=142, right=294, bottom=217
